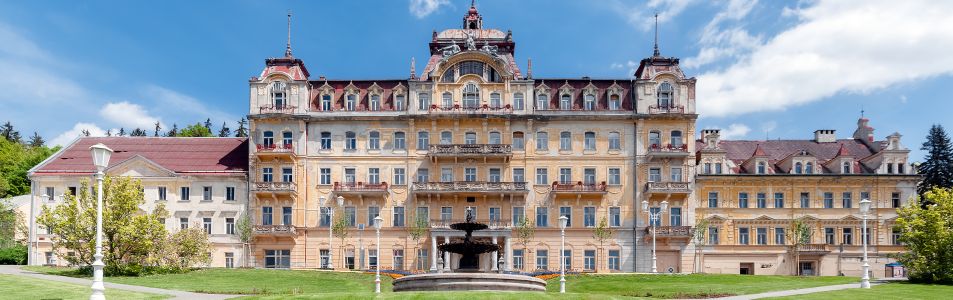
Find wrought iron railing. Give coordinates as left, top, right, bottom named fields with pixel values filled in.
left=647, top=105, right=685, bottom=114
left=412, top=181, right=527, bottom=192
left=333, top=182, right=388, bottom=192
left=256, top=143, right=293, bottom=153
left=551, top=182, right=608, bottom=192
left=259, top=104, right=297, bottom=114
left=648, top=143, right=689, bottom=153
left=429, top=144, right=512, bottom=156
left=252, top=224, right=296, bottom=235
left=253, top=181, right=297, bottom=192
left=645, top=182, right=691, bottom=193
left=646, top=226, right=693, bottom=237
left=428, top=104, right=513, bottom=114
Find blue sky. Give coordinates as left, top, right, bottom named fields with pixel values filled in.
left=0, top=0, right=950, bottom=161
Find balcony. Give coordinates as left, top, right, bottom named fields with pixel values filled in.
left=252, top=224, right=297, bottom=237
left=428, top=144, right=512, bottom=162
left=647, top=105, right=685, bottom=114
left=332, top=182, right=389, bottom=197
left=259, top=104, right=297, bottom=115
left=535, top=107, right=633, bottom=117
left=412, top=181, right=528, bottom=195
left=646, top=143, right=690, bottom=159
left=428, top=104, right=513, bottom=115
left=430, top=218, right=511, bottom=230
left=253, top=181, right=297, bottom=198
left=255, top=143, right=295, bottom=160
left=798, top=244, right=831, bottom=254
left=643, top=226, right=693, bottom=241
left=550, top=182, right=608, bottom=196
left=644, top=182, right=692, bottom=196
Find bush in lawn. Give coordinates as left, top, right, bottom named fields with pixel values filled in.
left=0, top=243, right=27, bottom=265
left=895, top=188, right=953, bottom=284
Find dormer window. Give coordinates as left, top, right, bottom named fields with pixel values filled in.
left=369, top=95, right=380, bottom=111
left=609, top=94, right=621, bottom=110
left=757, top=162, right=767, bottom=174
left=806, top=162, right=814, bottom=174
left=795, top=162, right=803, bottom=174
left=513, top=93, right=524, bottom=110
left=418, top=93, right=431, bottom=110
left=560, top=94, right=571, bottom=110
left=842, top=161, right=852, bottom=174
left=463, top=83, right=480, bottom=109
left=321, top=94, right=332, bottom=111
left=657, top=82, right=673, bottom=108
left=887, top=163, right=894, bottom=174
left=898, top=163, right=905, bottom=174
left=584, top=94, right=595, bottom=110
left=346, top=94, right=357, bottom=111
left=536, top=94, right=549, bottom=110
left=271, top=82, right=287, bottom=108
left=395, top=94, right=405, bottom=111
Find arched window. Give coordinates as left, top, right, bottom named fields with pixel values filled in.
left=806, top=162, right=814, bottom=174
left=368, top=131, right=380, bottom=150
left=459, top=61, right=484, bottom=77
left=490, top=92, right=501, bottom=108
left=512, top=132, right=525, bottom=150
left=489, top=132, right=501, bottom=144
left=345, top=132, right=356, bottom=150
left=440, top=131, right=453, bottom=144
left=513, top=93, right=525, bottom=110
left=417, top=131, right=429, bottom=149
left=757, top=162, right=767, bottom=174
left=442, top=68, right=455, bottom=83
left=442, top=92, right=453, bottom=108
left=262, top=131, right=274, bottom=147
left=671, top=130, right=683, bottom=147
left=346, top=94, right=357, bottom=111
left=536, top=94, right=549, bottom=110
left=321, top=94, right=332, bottom=111
left=271, top=82, right=287, bottom=108
left=608, top=132, right=621, bottom=150
left=465, top=132, right=477, bottom=144
left=657, top=82, right=673, bottom=108
left=463, top=83, right=480, bottom=109
left=393, top=132, right=406, bottom=150
left=649, top=131, right=661, bottom=148
left=584, top=94, right=595, bottom=110
left=369, top=95, right=380, bottom=111
left=795, top=162, right=803, bottom=174
left=584, top=132, right=596, bottom=150
left=842, top=161, right=852, bottom=174
left=560, top=94, right=572, bottom=110
left=282, top=131, right=292, bottom=147
left=560, top=131, right=572, bottom=150
left=418, top=93, right=430, bottom=110
left=536, top=131, right=549, bottom=151
left=609, top=94, right=621, bottom=110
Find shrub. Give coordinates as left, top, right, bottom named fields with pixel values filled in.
left=0, top=244, right=27, bottom=265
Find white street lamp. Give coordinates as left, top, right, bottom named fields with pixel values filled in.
left=374, top=215, right=383, bottom=294
left=860, top=198, right=871, bottom=289
left=642, top=200, right=668, bottom=273
left=89, top=143, right=112, bottom=300
left=559, top=215, right=568, bottom=293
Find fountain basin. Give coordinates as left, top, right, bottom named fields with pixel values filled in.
left=392, top=273, right=547, bottom=292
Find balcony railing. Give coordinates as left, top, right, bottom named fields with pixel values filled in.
left=259, top=104, right=297, bottom=114
left=412, top=181, right=527, bottom=193
left=252, top=224, right=296, bottom=236
left=647, top=105, right=685, bottom=114
left=253, top=181, right=297, bottom=193
left=428, top=144, right=513, bottom=156
left=645, top=226, right=693, bottom=238
left=648, top=143, right=689, bottom=153
left=645, top=182, right=691, bottom=194
left=551, top=182, right=608, bottom=193
left=256, top=143, right=294, bottom=153
left=333, top=182, right=389, bottom=193
left=429, top=104, right=513, bottom=114
left=430, top=218, right=511, bottom=230
left=798, top=244, right=830, bottom=252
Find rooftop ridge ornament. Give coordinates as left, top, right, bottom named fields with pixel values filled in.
left=410, top=57, right=417, bottom=79
left=653, top=12, right=661, bottom=57
left=285, top=10, right=293, bottom=57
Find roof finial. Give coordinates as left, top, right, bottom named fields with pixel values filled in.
left=527, top=58, right=533, bottom=79
left=860, top=105, right=865, bottom=118
left=653, top=12, right=660, bottom=57
left=471, top=0, right=476, bottom=7
left=410, top=57, right=417, bottom=79
left=285, top=10, right=293, bottom=57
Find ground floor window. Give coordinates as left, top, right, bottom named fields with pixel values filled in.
left=394, top=249, right=404, bottom=270
left=225, top=252, right=234, bottom=268
left=345, top=249, right=355, bottom=270
left=369, top=250, right=378, bottom=270
left=584, top=250, right=595, bottom=271
left=417, top=249, right=429, bottom=270
left=608, top=250, right=620, bottom=271
left=563, top=250, right=572, bottom=270
left=45, top=252, right=55, bottom=265
left=536, top=249, right=549, bottom=271
left=319, top=249, right=330, bottom=269
left=264, top=250, right=290, bottom=269
left=513, top=249, right=524, bottom=270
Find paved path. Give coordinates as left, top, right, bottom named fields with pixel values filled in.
left=714, top=280, right=889, bottom=300
left=0, top=265, right=238, bottom=300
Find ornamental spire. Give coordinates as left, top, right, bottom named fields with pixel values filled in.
left=410, top=57, right=417, bottom=79
left=653, top=12, right=660, bottom=57
left=285, top=10, right=293, bottom=57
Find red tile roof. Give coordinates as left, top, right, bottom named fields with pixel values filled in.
left=698, top=138, right=878, bottom=174
left=32, top=137, right=248, bottom=176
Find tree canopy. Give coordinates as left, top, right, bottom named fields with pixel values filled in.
left=919, top=124, right=953, bottom=196
left=895, top=188, right=953, bottom=284
left=178, top=123, right=214, bottom=137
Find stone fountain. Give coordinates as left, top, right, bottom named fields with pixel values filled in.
left=392, top=208, right=546, bottom=292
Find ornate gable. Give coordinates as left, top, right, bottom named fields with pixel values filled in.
left=105, top=155, right=177, bottom=178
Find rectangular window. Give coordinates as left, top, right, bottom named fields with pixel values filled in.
left=536, top=207, right=549, bottom=227
left=892, top=228, right=901, bottom=245
left=774, top=192, right=784, bottom=208
left=282, top=168, right=293, bottom=182
left=512, top=207, right=525, bottom=226
left=824, top=192, right=834, bottom=208
left=584, top=250, right=595, bottom=271
left=393, top=249, right=404, bottom=270
left=559, top=168, right=572, bottom=184
left=180, top=217, right=189, bottom=229
left=513, top=249, right=524, bottom=270
left=319, top=168, right=331, bottom=185
left=344, top=206, right=356, bottom=226
left=368, top=206, right=380, bottom=226
left=320, top=132, right=332, bottom=149
left=226, top=217, right=235, bottom=234
left=715, top=163, right=723, bottom=174
left=225, top=186, right=235, bottom=201
left=441, top=207, right=453, bottom=221
left=535, top=132, right=548, bottom=151
left=393, top=206, right=405, bottom=227
left=563, top=250, right=572, bottom=270
left=262, top=207, right=273, bottom=226
left=225, top=252, right=235, bottom=268
left=394, top=132, right=406, bottom=150
left=319, top=207, right=330, bottom=227
left=757, top=193, right=767, bottom=208
left=513, top=132, right=525, bottom=150
left=560, top=132, right=572, bottom=151
left=560, top=206, right=572, bottom=228
left=368, top=168, right=380, bottom=184
left=708, top=227, right=719, bottom=245
left=441, top=167, right=453, bottom=182
left=345, top=168, right=356, bottom=184
left=180, top=187, right=190, bottom=201
left=775, top=228, right=786, bottom=245
left=396, top=95, right=405, bottom=111
left=514, top=93, right=524, bottom=110
left=203, top=218, right=212, bottom=234
left=862, top=227, right=871, bottom=245
left=892, top=192, right=901, bottom=208
left=609, top=207, right=621, bottom=227
left=584, top=206, right=596, bottom=228
left=369, top=250, right=378, bottom=269
left=416, top=206, right=429, bottom=224
left=416, top=168, right=429, bottom=183
left=861, top=191, right=870, bottom=203
left=739, top=227, right=750, bottom=245
left=416, top=249, right=428, bottom=270
left=536, top=250, right=549, bottom=270
left=708, top=192, right=719, bottom=208
left=45, top=187, right=54, bottom=201
left=608, top=250, right=620, bottom=271
left=417, top=131, right=429, bottom=150
left=489, top=207, right=501, bottom=222
left=800, top=192, right=810, bottom=208
left=203, top=186, right=212, bottom=201
left=281, top=207, right=292, bottom=225
left=320, top=249, right=330, bottom=269
left=843, top=228, right=853, bottom=245
left=158, top=186, right=167, bottom=201
left=513, top=168, right=525, bottom=183
left=262, top=167, right=273, bottom=182
left=757, top=228, right=768, bottom=245
left=608, top=168, right=621, bottom=185
left=264, top=250, right=291, bottom=269
left=393, top=168, right=406, bottom=185
left=670, top=167, right=682, bottom=182
left=825, top=228, right=836, bottom=245
left=584, top=132, right=596, bottom=150
left=670, top=207, right=682, bottom=226
left=842, top=192, right=852, bottom=208
left=535, top=168, right=548, bottom=185
left=739, top=192, right=749, bottom=208
left=465, top=168, right=477, bottom=182
left=649, top=168, right=661, bottom=182
left=584, top=168, right=596, bottom=185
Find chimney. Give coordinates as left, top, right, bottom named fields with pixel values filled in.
left=814, top=130, right=836, bottom=143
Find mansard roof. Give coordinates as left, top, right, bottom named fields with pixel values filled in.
left=697, top=138, right=880, bottom=174
left=532, top=79, right=635, bottom=110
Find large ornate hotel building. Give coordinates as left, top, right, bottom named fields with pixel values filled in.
left=25, top=3, right=919, bottom=277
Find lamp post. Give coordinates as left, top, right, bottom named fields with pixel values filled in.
left=559, top=215, right=568, bottom=293
left=374, top=215, right=383, bottom=294
left=860, top=198, right=871, bottom=289
left=89, top=143, right=113, bottom=300
left=642, top=200, right=668, bottom=273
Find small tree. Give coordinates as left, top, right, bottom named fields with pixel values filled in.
left=218, top=122, right=231, bottom=137
left=919, top=125, right=953, bottom=198
left=331, top=212, right=349, bottom=264
left=28, top=132, right=44, bottom=147
left=159, top=227, right=212, bottom=269
left=692, top=219, right=710, bottom=273
left=235, top=213, right=252, bottom=267
left=515, top=215, right=534, bottom=270
left=406, top=213, right=429, bottom=270
left=787, top=218, right=814, bottom=275
left=592, top=217, right=614, bottom=271
left=235, top=118, right=248, bottom=137
left=896, top=188, right=953, bottom=284
left=178, top=123, right=213, bottom=137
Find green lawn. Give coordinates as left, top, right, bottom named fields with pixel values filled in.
left=764, top=282, right=953, bottom=300
left=0, top=274, right=167, bottom=300
left=545, top=273, right=857, bottom=298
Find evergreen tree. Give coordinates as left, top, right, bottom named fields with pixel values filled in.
left=1, top=122, right=20, bottom=144
left=105, top=129, right=112, bottom=137
left=235, top=118, right=248, bottom=137
left=218, top=122, right=231, bottom=137
left=154, top=122, right=161, bottom=137
left=919, top=124, right=953, bottom=196
left=28, top=132, right=44, bottom=147
left=204, top=118, right=212, bottom=132
left=166, top=124, right=178, bottom=137
left=117, top=128, right=126, bottom=137
left=130, top=128, right=147, bottom=136
left=82, top=129, right=91, bottom=137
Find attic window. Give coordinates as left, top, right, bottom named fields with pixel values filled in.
left=842, top=161, right=852, bottom=174
left=757, top=162, right=767, bottom=174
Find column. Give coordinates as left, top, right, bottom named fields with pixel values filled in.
left=443, top=236, right=451, bottom=271
left=504, top=236, right=512, bottom=271
left=491, top=236, right=499, bottom=271
left=430, top=234, right=438, bottom=271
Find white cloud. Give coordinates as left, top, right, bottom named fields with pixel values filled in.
left=100, top=101, right=163, bottom=130
left=50, top=122, right=106, bottom=147
left=683, top=0, right=762, bottom=69
left=719, top=123, right=752, bottom=139
left=610, top=60, right=639, bottom=76
left=610, top=0, right=696, bottom=32
left=409, top=0, right=450, bottom=19
left=697, top=0, right=953, bottom=117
